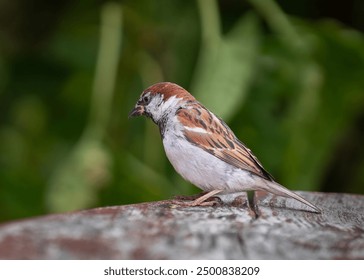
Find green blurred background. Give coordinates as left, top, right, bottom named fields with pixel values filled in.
left=1, top=0, right=364, bottom=222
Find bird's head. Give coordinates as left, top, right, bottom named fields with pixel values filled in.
left=129, top=82, right=195, bottom=124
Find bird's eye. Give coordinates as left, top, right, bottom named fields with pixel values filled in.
left=142, top=95, right=151, bottom=104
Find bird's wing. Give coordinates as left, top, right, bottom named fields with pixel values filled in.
left=176, top=105, right=274, bottom=181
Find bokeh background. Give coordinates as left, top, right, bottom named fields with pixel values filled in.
left=1, top=0, right=364, bottom=222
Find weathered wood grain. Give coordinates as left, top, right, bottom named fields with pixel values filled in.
left=0, top=192, right=363, bottom=259
left=249, top=191, right=364, bottom=259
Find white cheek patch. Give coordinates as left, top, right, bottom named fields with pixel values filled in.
left=159, top=95, right=180, bottom=111
left=184, top=126, right=210, bottom=134
left=146, top=94, right=183, bottom=123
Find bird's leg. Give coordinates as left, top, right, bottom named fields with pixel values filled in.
left=173, top=190, right=222, bottom=207
left=191, top=190, right=222, bottom=206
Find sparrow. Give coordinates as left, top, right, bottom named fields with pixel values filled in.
left=129, top=82, right=321, bottom=213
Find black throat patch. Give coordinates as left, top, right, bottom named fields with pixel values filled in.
left=158, top=116, right=168, bottom=139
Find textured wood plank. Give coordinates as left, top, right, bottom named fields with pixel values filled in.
left=250, top=191, right=364, bottom=259
left=0, top=192, right=363, bottom=259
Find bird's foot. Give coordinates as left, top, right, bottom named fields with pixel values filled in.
left=172, top=190, right=222, bottom=207
left=173, top=193, right=206, bottom=201
left=171, top=198, right=220, bottom=207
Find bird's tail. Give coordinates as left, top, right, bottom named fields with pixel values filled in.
left=258, top=179, right=321, bottom=213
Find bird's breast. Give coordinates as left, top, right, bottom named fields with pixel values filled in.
left=162, top=131, right=256, bottom=192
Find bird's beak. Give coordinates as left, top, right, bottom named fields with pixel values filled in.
left=128, top=105, right=144, bottom=118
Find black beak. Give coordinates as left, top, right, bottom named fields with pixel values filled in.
left=128, top=105, right=144, bottom=118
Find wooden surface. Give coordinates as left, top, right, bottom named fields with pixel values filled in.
left=0, top=191, right=363, bottom=259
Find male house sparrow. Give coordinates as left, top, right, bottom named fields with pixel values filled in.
left=129, top=82, right=320, bottom=213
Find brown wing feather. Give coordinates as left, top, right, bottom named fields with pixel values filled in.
left=177, top=105, right=274, bottom=181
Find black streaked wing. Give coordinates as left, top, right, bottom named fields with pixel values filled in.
left=176, top=105, right=274, bottom=181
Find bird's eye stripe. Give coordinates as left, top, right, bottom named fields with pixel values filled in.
left=140, top=93, right=152, bottom=105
